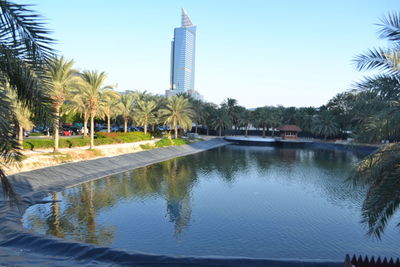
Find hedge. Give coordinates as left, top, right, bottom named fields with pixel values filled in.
left=23, top=132, right=152, bottom=150
left=155, top=138, right=189, bottom=148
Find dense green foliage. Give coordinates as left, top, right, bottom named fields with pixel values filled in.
left=155, top=138, right=189, bottom=147
left=23, top=132, right=152, bottom=150
left=349, top=12, right=400, bottom=238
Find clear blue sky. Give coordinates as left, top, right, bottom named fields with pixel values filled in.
left=19, top=0, right=399, bottom=108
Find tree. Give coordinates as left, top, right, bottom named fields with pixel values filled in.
left=238, top=109, right=252, bottom=137
left=202, top=102, right=218, bottom=135
left=99, top=89, right=120, bottom=133
left=253, top=107, right=273, bottom=138
left=349, top=13, right=400, bottom=238
left=66, top=89, right=90, bottom=136
left=188, top=98, right=204, bottom=134
left=134, top=99, right=157, bottom=135
left=46, top=56, right=78, bottom=152
left=118, top=93, right=135, bottom=133
left=160, top=96, right=194, bottom=139
left=80, top=71, right=111, bottom=149
left=6, top=86, right=34, bottom=147
left=211, top=108, right=230, bottom=137
left=0, top=0, right=53, bottom=199
left=221, top=98, right=239, bottom=131
left=311, top=111, right=339, bottom=140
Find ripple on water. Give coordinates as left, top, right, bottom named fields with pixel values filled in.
left=22, top=145, right=400, bottom=259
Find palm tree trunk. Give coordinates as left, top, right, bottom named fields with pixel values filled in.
left=219, top=127, right=222, bottom=137
left=195, top=125, right=198, bottom=133
left=83, top=111, right=88, bottom=137
left=262, top=126, right=266, bottom=138
left=245, top=126, right=248, bottom=137
left=107, top=114, right=111, bottom=133
left=272, top=127, right=275, bottom=137
left=53, top=106, right=60, bottom=153
left=174, top=118, right=178, bottom=139
left=124, top=118, right=128, bottom=133
left=144, top=119, right=147, bottom=135
left=206, top=127, right=209, bottom=136
left=90, top=115, right=94, bottom=149
left=17, top=125, right=24, bottom=148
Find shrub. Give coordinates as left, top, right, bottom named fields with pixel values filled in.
left=155, top=138, right=189, bottom=148
left=23, top=139, right=54, bottom=150
left=30, top=132, right=45, bottom=136
left=96, top=132, right=151, bottom=143
left=140, top=144, right=154, bottom=150
left=22, top=132, right=152, bottom=150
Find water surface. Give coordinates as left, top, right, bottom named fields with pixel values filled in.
left=23, top=145, right=400, bottom=259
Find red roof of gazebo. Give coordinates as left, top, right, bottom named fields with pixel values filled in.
left=277, top=125, right=302, bottom=132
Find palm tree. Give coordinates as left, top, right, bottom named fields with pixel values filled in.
left=118, top=93, right=135, bottom=133
left=160, top=96, right=194, bottom=139
left=134, top=99, right=157, bottom=135
left=6, top=86, right=34, bottom=147
left=80, top=71, right=111, bottom=149
left=212, top=108, right=230, bottom=137
left=221, top=98, right=239, bottom=131
left=202, top=102, right=218, bottom=135
left=13, top=96, right=34, bottom=148
left=253, top=107, right=273, bottom=138
left=100, top=89, right=120, bottom=133
left=349, top=13, right=400, bottom=238
left=0, top=0, right=53, bottom=199
left=188, top=98, right=204, bottom=134
left=239, top=109, right=252, bottom=137
left=46, top=56, right=78, bottom=152
left=311, top=111, right=339, bottom=140
left=66, top=90, right=90, bottom=136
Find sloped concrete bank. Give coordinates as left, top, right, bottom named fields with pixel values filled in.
left=0, top=138, right=341, bottom=266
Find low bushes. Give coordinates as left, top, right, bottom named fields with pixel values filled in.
left=23, top=132, right=152, bottom=150
left=155, top=138, right=189, bottom=148
left=24, top=139, right=54, bottom=149
left=29, top=132, right=45, bottom=136
left=96, top=132, right=151, bottom=143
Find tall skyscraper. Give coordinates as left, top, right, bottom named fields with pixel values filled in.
left=166, top=9, right=201, bottom=99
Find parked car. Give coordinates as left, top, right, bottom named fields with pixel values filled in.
left=63, top=125, right=81, bottom=135
left=60, top=128, right=72, bottom=136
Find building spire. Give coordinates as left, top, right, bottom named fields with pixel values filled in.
left=181, top=8, right=193, bottom=27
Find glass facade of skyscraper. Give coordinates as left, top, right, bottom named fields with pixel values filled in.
left=169, top=9, right=196, bottom=93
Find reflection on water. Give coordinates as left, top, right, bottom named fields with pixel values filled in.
left=23, top=146, right=400, bottom=259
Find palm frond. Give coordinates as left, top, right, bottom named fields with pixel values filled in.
left=378, top=12, right=400, bottom=42
left=353, top=47, right=398, bottom=73
left=349, top=143, right=400, bottom=238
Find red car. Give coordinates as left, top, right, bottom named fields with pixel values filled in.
left=60, top=129, right=72, bottom=136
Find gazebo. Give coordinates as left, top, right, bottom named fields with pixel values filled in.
left=277, top=125, right=302, bottom=139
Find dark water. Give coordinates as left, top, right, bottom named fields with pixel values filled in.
left=23, top=145, right=400, bottom=260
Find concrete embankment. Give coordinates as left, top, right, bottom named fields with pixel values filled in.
left=224, top=136, right=379, bottom=155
